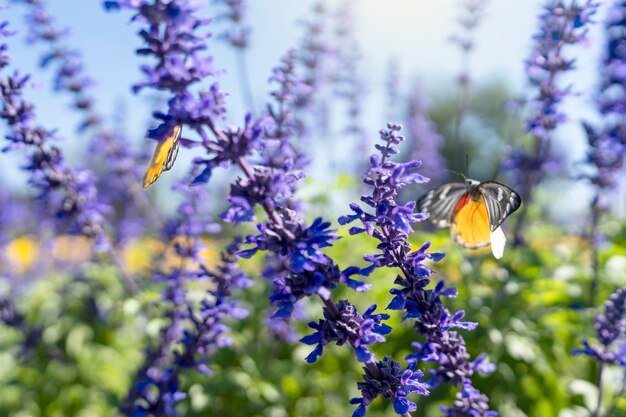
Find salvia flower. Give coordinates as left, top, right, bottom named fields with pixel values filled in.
left=449, top=0, right=488, bottom=55
left=192, top=113, right=263, bottom=184
left=219, top=162, right=303, bottom=223
left=300, top=300, right=391, bottom=364
left=240, top=207, right=370, bottom=318
left=506, top=0, right=598, bottom=195
left=289, top=1, right=334, bottom=137
left=440, top=380, right=499, bottom=417
left=582, top=0, right=626, bottom=200
left=16, top=0, right=100, bottom=129
left=448, top=0, right=488, bottom=121
left=124, top=180, right=248, bottom=416
left=341, top=123, right=496, bottom=415
left=175, top=238, right=251, bottom=374
left=525, top=0, right=597, bottom=141
left=262, top=49, right=310, bottom=169
left=573, top=287, right=626, bottom=365
left=339, top=124, right=431, bottom=273
left=104, top=0, right=220, bottom=145
left=350, top=356, right=429, bottom=417
left=297, top=2, right=333, bottom=107
left=17, top=0, right=152, bottom=243
left=0, top=26, right=108, bottom=250
left=407, top=332, right=495, bottom=387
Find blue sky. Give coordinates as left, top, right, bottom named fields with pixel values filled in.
left=1, top=0, right=622, bottom=217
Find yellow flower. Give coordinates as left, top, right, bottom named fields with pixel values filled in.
left=52, top=235, right=93, bottom=264
left=4, top=235, right=40, bottom=275
left=121, top=238, right=165, bottom=276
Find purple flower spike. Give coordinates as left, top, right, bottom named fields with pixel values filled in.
left=574, top=287, right=626, bottom=365
left=0, top=24, right=109, bottom=251
left=104, top=0, right=222, bottom=145
left=123, top=176, right=248, bottom=416
left=440, top=380, right=499, bottom=417
left=350, top=356, right=429, bottom=417
left=345, top=123, right=497, bottom=415
left=300, top=300, right=391, bottom=364
left=582, top=0, right=626, bottom=206
left=505, top=0, right=599, bottom=198
left=194, top=114, right=264, bottom=184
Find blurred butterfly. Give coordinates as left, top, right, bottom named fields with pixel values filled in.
left=416, top=179, right=521, bottom=259
left=143, top=124, right=182, bottom=189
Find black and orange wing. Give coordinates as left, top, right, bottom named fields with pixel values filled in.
left=450, top=193, right=492, bottom=249
left=416, top=182, right=468, bottom=228
left=477, top=181, right=522, bottom=231
left=143, top=125, right=182, bottom=189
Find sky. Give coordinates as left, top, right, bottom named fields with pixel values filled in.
left=1, top=0, right=623, bottom=217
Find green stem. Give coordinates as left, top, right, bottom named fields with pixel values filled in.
left=592, top=363, right=605, bottom=417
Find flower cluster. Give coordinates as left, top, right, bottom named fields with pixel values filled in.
left=262, top=49, right=310, bottom=169
left=574, top=287, right=626, bottom=366
left=441, top=380, right=499, bottom=417
left=213, top=118, right=430, bottom=417
left=341, top=124, right=497, bottom=416
left=351, top=356, right=429, bottom=417
left=193, top=113, right=262, bottom=184
left=17, top=0, right=100, bottom=130
left=107, top=2, right=482, bottom=416
left=15, top=0, right=151, bottom=244
left=525, top=0, right=597, bottom=140
left=0, top=23, right=108, bottom=250
left=174, top=238, right=251, bottom=373
left=301, top=301, right=391, bottom=364
left=583, top=0, right=626, bottom=199
left=297, top=2, right=332, bottom=109
left=449, top=0, right=488, bottom=101
left=505, top=0, right=598, bottom=194
left=123, top=180, right=249, bottom=416
left=239, top=207, right=370, bottom=318
left=0, top=21, right=10, bottom=68
left=289, top=2, right=334, bottom=137
left=104, top=0, right=221, bottom=144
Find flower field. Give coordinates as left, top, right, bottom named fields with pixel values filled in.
left=0, top=1, right=625, bottom=417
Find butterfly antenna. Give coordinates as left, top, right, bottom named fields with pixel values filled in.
left=465, top=153, right=470, bottom=178
left=444, top=168, right=467, bottom=181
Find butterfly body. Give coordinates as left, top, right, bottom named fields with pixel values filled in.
left=143, top=125, right=182, bottom=189
left=417, top=179, right=521, bottom=258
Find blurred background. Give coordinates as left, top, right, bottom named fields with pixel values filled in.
left=1, top=1, right=626, bottom=417
left=3, top=0, right=623, bottom=219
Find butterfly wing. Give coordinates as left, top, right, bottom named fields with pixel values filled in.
left=143, top=125, right=182, bottom=189
left=477, top=181, right=522, bottom=231
left=416, top=182, right=468, bottom=228
left=450, top=193, right=491, bottom=249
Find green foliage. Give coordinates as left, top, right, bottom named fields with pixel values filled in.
left=2, top=207, right=625, bottom=417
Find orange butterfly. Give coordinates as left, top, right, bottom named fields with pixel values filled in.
left=143, top=125, right=182, bottom=189
left=416, top=179, right=521, bottom=258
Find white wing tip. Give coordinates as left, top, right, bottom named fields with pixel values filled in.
left=490, top=227, right=506, bottom=259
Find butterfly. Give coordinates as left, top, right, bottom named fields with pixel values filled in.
left=416, top=179, right=522, bottom=258
left=143, top=124, right=182, bottom=189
